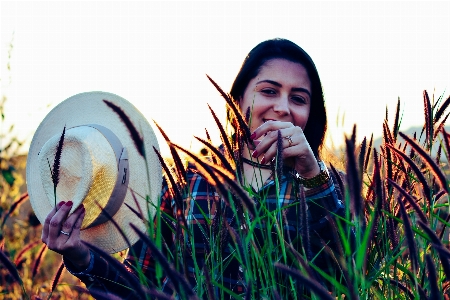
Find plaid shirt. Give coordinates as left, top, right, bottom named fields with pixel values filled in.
left=65, top=163, right=345, bottom=299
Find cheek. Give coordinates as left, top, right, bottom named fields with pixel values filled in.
left=293, top=108, right=310, bottom=129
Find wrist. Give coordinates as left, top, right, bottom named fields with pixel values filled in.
left=65, top=251, right=91, bottom=272
left=294, top=161, right=330, bottom=188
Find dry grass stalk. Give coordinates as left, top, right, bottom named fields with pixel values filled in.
left=32, top=244, right=47, bottom=278
left=1, top=192, right=29, bottom=228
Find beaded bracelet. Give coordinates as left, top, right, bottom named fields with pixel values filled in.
left=294, top=161, right=330, bottom=188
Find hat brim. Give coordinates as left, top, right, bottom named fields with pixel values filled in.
left=27, top=91, right=162, bottom=253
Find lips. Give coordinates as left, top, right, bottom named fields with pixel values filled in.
left=263, top=118, right=276, bottom=123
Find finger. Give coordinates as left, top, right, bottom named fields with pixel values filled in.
left=251, top=121, right=293, bottom=141
left=42, top=201, right=66, bottom=244
left=253, top=128, right=295, bottom=159
left=61, top=204, right=85, bottom=234
left=48, top=201, right=74, bottom=240
left=67, top=206, right=85, bottom=244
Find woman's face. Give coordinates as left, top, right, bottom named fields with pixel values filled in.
left=240, top=58, right=312, bottom=134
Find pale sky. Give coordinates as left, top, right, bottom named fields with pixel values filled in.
left=1, top=1, right=450, bottom=157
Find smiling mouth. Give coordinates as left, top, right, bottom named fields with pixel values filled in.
left=263, top=119, right=276, bottom=123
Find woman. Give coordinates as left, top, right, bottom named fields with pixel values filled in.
left=42, top=38, right=346, bottom=298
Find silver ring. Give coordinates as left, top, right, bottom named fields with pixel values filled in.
left=60, top=230, right=70, bottom=236
left=285, top=135, right=293, bottom=147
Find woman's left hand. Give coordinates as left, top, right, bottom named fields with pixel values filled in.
left=249, top=120, right=320, bottom=178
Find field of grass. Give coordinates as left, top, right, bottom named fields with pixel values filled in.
left=1, top=81, right=450, bottom=299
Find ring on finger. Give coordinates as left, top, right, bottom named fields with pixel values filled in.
left=60, top=230, right=70, bottom=236
left=285, top=135, right=293, bottom=147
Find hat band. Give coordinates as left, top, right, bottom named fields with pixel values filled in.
left=80, top=124, right=130, bottom=228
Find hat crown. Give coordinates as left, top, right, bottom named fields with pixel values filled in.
left=38, top=126, right=118, bottom=228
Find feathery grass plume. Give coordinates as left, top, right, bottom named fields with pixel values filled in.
left=433, top=112, right=450, bottom=140
left=82, top=241, right=146, bottom=298
left=51, top=126, right=65, bottom=207
left=206, top=104, right=235, bottom=161
left=0, top=249, right=23, bottom=285
left=50, top=261, right=64, bottom=296
left=194, top=136, right=234, bottom=173
left=273, top=263, right=334, bottom=300
left=395, top=191, right=419, bottom=272
left=434, top=94, right=450, bottom=124
left=363, top=133, right=373, bottom=173
left=206, top=75, right=253, bottom=144
left=330, top=164, right=345, bottom=200
left=358, top=136, right=366, bottom=180
left=417, top=220, right=450, bottom=279
left=388, top=279, right=415, bottom=300
left=1, top=192, right=29, bottom=228
left=32, top=243, right=47, bottom=278
left=129, top=223, right=198, bottom=299
left=387, top=178, right=428, bottom=224
left=128, top=189, right=144, bottom=220
left=276, top=130, right=283, bottom=184
left=104, top=100, right=145, bottom=157
left=442, top=127, right=450, bottom=164
left=425, top=254, right=443, bottom=300
left=423, top=90, right=433, bottom=148
left=436, top=143, right=442, bottom=166
left=346, top=135, right=363, bottom=219
left=204, top=128, right=218, bottom=165
left=172, top=143, right=256, bottom=217
left=152, top=120, right=186, bottom=185
left=298, top=185, right=311, bottom=260
left=14, top=239, right=40, bottom=265
left=393, top=97, right=401, bottom=142
left=383, top=119, right=394, bottom=145
left=386, top=144, right=432, bottom=206
left=399, top=131, right=449, bottom=194
left=370, top=148, right=383, bottom=240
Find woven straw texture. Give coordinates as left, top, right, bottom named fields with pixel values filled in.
left=27, top=91, right=162, bottom=253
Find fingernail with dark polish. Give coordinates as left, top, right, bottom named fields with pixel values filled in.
left=250, top=132, right=256, bottom=140
left=65, top=201, right=73, bottom=206
left=252, top=150, right=258, bottom=158
left=261, top=157, right=266, bottom=164
left=58, top=201, right=65, bottom=207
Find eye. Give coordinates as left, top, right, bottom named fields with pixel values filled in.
left=291, top=95, right=307, bottom=104
left=260, top=88, right=276, bottom=95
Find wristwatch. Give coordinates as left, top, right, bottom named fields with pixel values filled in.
left=294, top=161, right=330, bottom=188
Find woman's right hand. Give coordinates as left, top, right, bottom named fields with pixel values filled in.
left=41, top=201, right=90, bottom=271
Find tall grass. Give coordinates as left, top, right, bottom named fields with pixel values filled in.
left=1, top=80, right=450, bottom=299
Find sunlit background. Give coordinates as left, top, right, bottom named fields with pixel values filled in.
left=1, top=1, right=450, bottom=157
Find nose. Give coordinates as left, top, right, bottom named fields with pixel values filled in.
left=273, top=94, right=290, bottom=116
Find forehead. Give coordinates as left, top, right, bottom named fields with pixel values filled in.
left=256, top=58, right=311, bottom=88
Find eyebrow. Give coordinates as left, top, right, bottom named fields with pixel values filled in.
left=256, top=79, right=312, bottom=98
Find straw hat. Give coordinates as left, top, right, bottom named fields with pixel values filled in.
left=27, top=91, right=162, bottom=253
